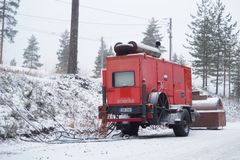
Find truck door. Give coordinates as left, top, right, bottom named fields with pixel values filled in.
left=106, top=56, right=141, bottom=106
left=173, top=65, right=185, bottom=104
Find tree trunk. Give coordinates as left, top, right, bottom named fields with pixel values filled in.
left=0, top=0, right=6, bottom=64
left=203, top=36, right=206, bottom=89
left=67, top=0, right=79, bottom=74
left=228, top=54, right=231, bottom=98
left=238, top=69, right=240, bottom=102
left=223, top=49, right=228, bottom=97
left=223, top=64, right=226, bottom=97
left=228, top=66, right=231, bottom=97
left=216, top=52, right=219, bottom=94
left=205, top=65, right=208, bottom=87
left=202, top=65, right=205, bottom=88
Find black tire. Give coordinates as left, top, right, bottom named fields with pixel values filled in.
left=121, top=122, right=139, bottom=136
left=152, top=92, right=169, bottom=125
left=173, top=109, right=190, bottom=137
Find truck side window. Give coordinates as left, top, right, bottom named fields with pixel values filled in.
left=112, top=71, right=135, bottom=87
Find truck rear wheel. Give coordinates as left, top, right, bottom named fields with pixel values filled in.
left=121, top=122, right=139, bottom=136
left=173, top=109, right=190, bottom=137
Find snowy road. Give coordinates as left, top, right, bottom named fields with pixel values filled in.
left=0, top=122, right=240, bottom=160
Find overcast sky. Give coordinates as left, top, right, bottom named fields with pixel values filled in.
left=3, top=0, right=240, bottom=75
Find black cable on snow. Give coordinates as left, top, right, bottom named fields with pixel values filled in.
left=1, top=95, right=123, bottom=144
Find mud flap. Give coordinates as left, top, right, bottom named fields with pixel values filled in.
left=190, top=108, right=200, bottom=122
left=99, top=105, right=108, bottom=135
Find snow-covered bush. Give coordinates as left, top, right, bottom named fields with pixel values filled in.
left=0, top=117, right=18, bottom=139
left=0, top=67, right=102, bottom=139
left=223, top=98, right=240, bottom=122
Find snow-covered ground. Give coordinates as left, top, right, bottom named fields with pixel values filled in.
left=0, top=122, right=240, bottom=160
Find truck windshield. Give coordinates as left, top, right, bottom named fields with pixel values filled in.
left=113, top=71, right=134, bottom=87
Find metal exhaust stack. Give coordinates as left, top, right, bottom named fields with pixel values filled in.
left=114, top=41, right=161, bottom=58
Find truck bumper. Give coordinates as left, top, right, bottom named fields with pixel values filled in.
left=98, top=104, right=154, bottom=123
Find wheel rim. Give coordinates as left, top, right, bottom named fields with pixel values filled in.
left=158, top=93, right=169, bottom=109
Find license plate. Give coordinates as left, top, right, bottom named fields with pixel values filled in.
left=120, top=108, right=132, bottom=112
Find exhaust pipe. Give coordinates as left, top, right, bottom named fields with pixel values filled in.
left=114, top=41, right=161, bottom=58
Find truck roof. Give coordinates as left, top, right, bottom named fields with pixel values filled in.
left=107, top=53, right=191, bottom=70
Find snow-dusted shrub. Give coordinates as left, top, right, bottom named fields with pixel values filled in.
left=223, top=98, right=240, bottom=122
left=0, top=68, right=102, bottom=140
left=0, top=121, right=17, bottom=139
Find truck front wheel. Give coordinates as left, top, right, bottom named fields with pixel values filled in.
left=173, top=109, right=190, bottom=137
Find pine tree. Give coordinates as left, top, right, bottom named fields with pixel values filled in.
left=232, top=44, right=240, bottom=101
left=185, top=0, right=215, bottom=89
left=186, top=0, right=239, bottom=94
left=172, top=53, right=178, bottom=63
left=210, top=0, right=238, bottom=96
left=142, top=17, right=165, bottom=52
left=22, top=35, right=43, bottom=69
left=56, top=30, right=70, bottom=73
left=0, top=0, right=20, bottom=64
left=210, top=0, right=225, bottom=94
left=93, top=37, right=113, bottom=78
left=172, top=53, right=186, bottom=65
left=221, top=30, right=237, bottom=97
left=108, top=46, right=114, bottom=58
left=222, top=16, right=238, bottom=97
left=9, top=58, right=16, bottom=66
left=178, top=54, right=187, bottom=66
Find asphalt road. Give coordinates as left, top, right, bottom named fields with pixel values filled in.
left=0, top=122, right=240, bottom=160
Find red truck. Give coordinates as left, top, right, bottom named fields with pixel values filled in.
left=99, top=41, right=198, bottom=137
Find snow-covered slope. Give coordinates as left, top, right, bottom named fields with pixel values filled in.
left=0, top=66, right=102, bottom=139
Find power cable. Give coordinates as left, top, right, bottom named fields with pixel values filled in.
left=55, top=0, right=169, bottom=22
left=18, top=13, right=155, bottom=26
left=17, top=23, right=170, bottom=42
left=18, top=13, right=70, bottom=22
left=17, top=25, right=100, bottom=42
left=56, top=0, right=148, bottom=20
left=79, top=4, right=149, bottom=20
